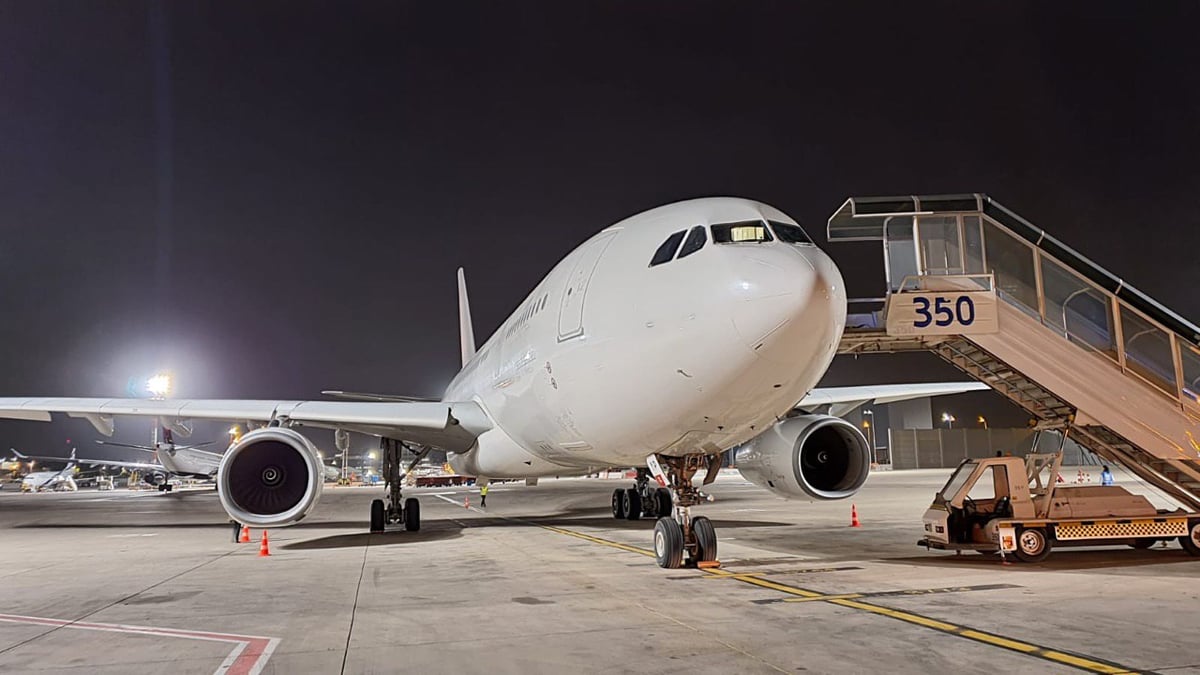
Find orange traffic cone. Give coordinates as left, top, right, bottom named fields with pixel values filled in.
left=239, top=525, right=251, bottom=543
left=464, top=495, right=470, bottom=508
left=258, top=530, right=271, bottom=557
left=850, top=504, right=861, bottom=528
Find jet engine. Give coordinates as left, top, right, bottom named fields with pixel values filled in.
left=144, top=471, right=168, bottom=487
left=217, top=427, right=323, bottom=527
left=735, top=414, right=871, bottom=500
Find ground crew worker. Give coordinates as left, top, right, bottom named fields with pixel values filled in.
left=1101, top=466, right=1114, bottom=486
left=480, top=484, right=488, bottom=507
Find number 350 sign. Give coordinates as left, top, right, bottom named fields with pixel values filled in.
left=885, top=291, right=999, bottom=336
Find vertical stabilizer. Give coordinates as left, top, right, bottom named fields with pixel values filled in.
left=458, top=267, right=476, bottom=367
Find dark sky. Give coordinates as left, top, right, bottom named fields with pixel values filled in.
left=2, top=2, right=1198, bottom=454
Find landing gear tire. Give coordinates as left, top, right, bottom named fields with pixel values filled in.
left=693, top=516, right=717, bottom=563
left=370, top=499, right=385, bottom=533
left=1180, top=521, right=1200, bottom=556
left=1129, top=539, right=1157, bottom=550
left=1014, top=527, right=1052, bottom=563
left=623, top=488, right=642, bottom=521
left=653, top=517, right=684, bottom=569
left=404, top=497, right=421, bottom=532
left=655, top=487, right=672, bottom=518
left=612, top=489, right=627, bottom=519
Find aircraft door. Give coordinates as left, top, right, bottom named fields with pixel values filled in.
left=557, top=231, right=616, bottom=341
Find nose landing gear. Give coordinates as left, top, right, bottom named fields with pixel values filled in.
left=646, top=453, right=721, bottom=569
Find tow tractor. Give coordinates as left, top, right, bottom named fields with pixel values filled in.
left=920, top=450, right=1200, bottom=562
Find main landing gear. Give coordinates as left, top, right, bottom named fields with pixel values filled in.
left=611, top=455, right=722, bottom=569
left=610, top=468, right=673, bottom=522
left=368, top=437, right=425, bottom=533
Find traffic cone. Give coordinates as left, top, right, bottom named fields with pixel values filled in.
left=850, top=504, right=861, bottom=528
left=258, top=530, right=271, bottom=557
left=239, top=525, right=250, bottom=543
left=464, top=495, right=470, bottom=508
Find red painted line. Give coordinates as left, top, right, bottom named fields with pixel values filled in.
left=0, top=613, right=279, bottom=675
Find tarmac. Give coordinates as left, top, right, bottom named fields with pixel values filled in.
left=1, top=468, right=1198, bottom=674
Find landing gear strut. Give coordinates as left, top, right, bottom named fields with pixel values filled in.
left=368, top=437, right=426, bottom=533
left=647, top=453, right=721, bottom=569
left=610, top=468, right=672, bottom=521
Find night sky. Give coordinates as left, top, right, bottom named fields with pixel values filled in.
left=2, top=2, right=1198, bottom=456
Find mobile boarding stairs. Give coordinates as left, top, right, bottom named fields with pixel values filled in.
left=829, top=194, right=1200, bottom=511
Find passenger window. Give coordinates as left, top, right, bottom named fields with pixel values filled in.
left=650, top=231, right=686, bottom=267
left=768, top=220, right=813, bottom=245
left=711, top=221, right=773, bottom=244
left=676, top=226, right=707, bottom=259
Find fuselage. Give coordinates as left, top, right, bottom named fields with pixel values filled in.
left=443, top=197, right=847, bottom=478
left=157, top=448, right=221, bottom=478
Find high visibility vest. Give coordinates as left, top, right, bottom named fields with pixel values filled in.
left=480, top=485, right=489, bottom=495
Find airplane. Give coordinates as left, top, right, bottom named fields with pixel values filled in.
left=91, top=427, right=225, bottom=491
left=16, top=449, right=80, bottom=492
left=0, top=197, right=981, bottom=568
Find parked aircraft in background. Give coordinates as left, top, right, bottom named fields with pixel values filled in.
left=0, top=197, right=983, bottom=568
left=16, top=450, right=80, bottom=492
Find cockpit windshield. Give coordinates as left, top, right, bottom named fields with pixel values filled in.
left=711, top=220, right=773, bottom=244
left=939, top=461, right=978, bottom=502
left=768, top=220, right=813, bottom=245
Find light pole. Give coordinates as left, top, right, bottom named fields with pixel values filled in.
left=941, top=412, right=956, bottom=429
left=862, top=409, right=876, bottom=464
left=977, top=415, right=988, bottom=429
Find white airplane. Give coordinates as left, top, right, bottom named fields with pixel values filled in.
left=16, top=449, right=80, bottom=492
left=89, top=427, right=225, bottom=491
left=0, top=197, right=978, bottom=568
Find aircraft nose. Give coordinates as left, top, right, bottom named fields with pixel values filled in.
left=728, top=247, right=845, bottom=359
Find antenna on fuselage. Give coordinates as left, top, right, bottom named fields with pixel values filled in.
left=457, top=267, right=476, bottom=367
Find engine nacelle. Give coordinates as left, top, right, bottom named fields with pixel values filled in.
left=735, top=414, right=871, bottom=500
left=217, top=427, right=323, bottom=527
left=144, top=471, right=168, bottom=486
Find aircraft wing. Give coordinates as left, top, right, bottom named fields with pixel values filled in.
left=798, top=382, right=989, bottom=417
left=0, top=399, right=491, bottom=454
left=74, top=457, right=164, bottom=472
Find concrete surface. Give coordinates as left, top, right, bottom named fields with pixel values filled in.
left=1, top=469, right=1197, bottom=674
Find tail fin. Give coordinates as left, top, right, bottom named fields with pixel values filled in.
left=457, top=267, right=476, bottom=367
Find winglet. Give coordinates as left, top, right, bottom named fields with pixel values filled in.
left=458, top=267, right=476, bottom=367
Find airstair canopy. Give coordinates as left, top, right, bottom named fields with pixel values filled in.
left=828, top=194, right=1200, bottom=346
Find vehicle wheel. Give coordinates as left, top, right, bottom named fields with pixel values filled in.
left=623, top=488, right=642, bottom=521
left=612, top=489, right=627, bottom=519
left=655, top=487, right=673, bottom=517
left=1013, top=527, right=1052, bottom=563
left=1180, top=521, right=1200, bottom=556
left=693, top=516, right=718, bottom=563
left=369, top=498, right=385, bottom=533
left=653, top=517, right=684, bottom=569
left=404, top=497, right=421, bottom=532
left=1129, top=539, right=1157, bottom=550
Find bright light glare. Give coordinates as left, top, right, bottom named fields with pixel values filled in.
left=146, top=374, right=172, bottom=398
left=368, top=451, right=378, bottom=460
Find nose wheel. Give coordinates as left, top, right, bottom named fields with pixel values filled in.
left=644, top=453, right=722, bottom=569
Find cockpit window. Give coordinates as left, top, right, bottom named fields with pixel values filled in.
left=768, top=220, right=813, bottom=245
left=711, top=220, right=773, bottom=244
left=676, top=225, right=707, bottom=259
left=650, top=230, right=686, bottom=267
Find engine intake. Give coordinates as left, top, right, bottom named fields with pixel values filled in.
left=735, top=414, right=871, bottom=500
left=218, top=427, right=323, bottom=527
